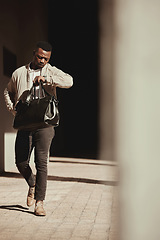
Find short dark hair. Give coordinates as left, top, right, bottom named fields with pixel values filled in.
left=36, top=41, right=52, bottom=52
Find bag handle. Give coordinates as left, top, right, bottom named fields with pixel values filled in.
left=40, top=80, right=58, bottom=100
left=25, top=82, right=45, bottom=105
left=25, top=79, right=58, bottom=105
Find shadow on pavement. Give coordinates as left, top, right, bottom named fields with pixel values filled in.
left=47, top=175, right=118, bottom=186
left=0, top=172, right=118, bottom=186
left=49, top=159, right=116, bottom=167
left=0, top=204, right=34, bottom=215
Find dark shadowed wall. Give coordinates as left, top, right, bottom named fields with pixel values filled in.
left=48, top=0, right=99, bottom=159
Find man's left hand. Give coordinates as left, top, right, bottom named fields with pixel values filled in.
left=33, top=76, right=46, bottom=84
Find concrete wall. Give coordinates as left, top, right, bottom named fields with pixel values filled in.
left=99, top=0, right=160, bottom=238
left=113, top=0, right=160, bottom=239
left=99, top=0, right=114, bottom=160
left=0, top=0, right=48, bottom=172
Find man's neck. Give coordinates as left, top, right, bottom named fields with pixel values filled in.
left=30, top=62, right=40, bottom=70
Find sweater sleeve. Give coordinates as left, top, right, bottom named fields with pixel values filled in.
left=4, top=74, right=17, bottom=115
left=48, top=66, right=73, bottom=88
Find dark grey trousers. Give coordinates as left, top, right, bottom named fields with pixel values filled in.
left=15, top=127, right=55, bottom=200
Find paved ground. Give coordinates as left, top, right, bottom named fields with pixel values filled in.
left=0, top=157, right=118, bottom=240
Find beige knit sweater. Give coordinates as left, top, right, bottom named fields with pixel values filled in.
left=4, top=63, right=73, bottom=115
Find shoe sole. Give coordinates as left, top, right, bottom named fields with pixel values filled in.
left=34, top=212, right=46, bottom=216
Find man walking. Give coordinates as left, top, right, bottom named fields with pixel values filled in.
left=4, top=41, right=73, bottom=216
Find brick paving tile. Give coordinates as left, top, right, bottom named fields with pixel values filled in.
left=0, top=158, right=118, bottom=240
left=69, top=237, right=89, bottom=240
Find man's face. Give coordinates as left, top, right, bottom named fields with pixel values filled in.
left=33, top=48, right=51, bottom=69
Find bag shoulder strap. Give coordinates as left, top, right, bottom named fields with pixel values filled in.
left=52, top=86, right=57, bottom=99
